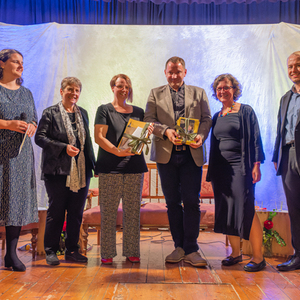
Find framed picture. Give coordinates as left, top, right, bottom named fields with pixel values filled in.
left=175, top=117, right=199, bottom=145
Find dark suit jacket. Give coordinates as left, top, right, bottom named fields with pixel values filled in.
left=144, top=84, right=212, bottom=166
left=35, top=104, right=95, bottom=179
left=272, top=90, right=300, bottom=175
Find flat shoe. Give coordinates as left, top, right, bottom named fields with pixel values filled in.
left=244, top=259, right=266, bottom=272
left=65, top=250, right=88, bottom=263
left=127, top=257, right=140, bottom=263
left=184, top=252, right=207, bottom=267
left=277, top=254, right=300, bottom=271
left=222, top=255, right=243, bottom=266
left=165, top=247, right=185, bottom=263
left=101, top=258, right=113, bottom=265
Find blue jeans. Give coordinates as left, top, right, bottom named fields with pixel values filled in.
left=157, top=148, right=202, bottom=255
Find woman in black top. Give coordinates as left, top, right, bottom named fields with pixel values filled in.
left=35, top=77, right=95, bottom=266
left=207, top=74, right=265, bottom=272
left=94, top=74, right=153, bottom=264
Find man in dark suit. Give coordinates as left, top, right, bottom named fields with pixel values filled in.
left=144, top=57, right=212, bottom=267
left=273, top=51, right=300, bottom=271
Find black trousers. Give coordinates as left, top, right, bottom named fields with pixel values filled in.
left=157, top=148, right=202, bottom=255
left=44, top=175, right=90, bottom=254
left=281, top=145, right=300, bottom=254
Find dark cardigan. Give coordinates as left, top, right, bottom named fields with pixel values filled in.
left=207, top=104, right=265, bottom=182
left=35, top=104, right=95, bottom=179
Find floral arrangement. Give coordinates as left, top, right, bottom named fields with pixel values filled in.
left=57, top=221, right=66, bottom=256
left=263, top=210, right=286, bottom=256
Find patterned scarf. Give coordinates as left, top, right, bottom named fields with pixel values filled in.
left=58, top=101, right=86, bottom=193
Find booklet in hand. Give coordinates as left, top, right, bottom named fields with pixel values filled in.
left=175, top=117, right=199, bottom=145
left=118, top=119, right=151, bottom=155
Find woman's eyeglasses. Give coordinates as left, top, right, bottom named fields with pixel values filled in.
left=216, top=86, right=234, bottom=92
left=115, top=85, right=130, bottom=90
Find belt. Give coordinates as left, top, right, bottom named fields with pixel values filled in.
left=285, top=142, right=295, bottom=148
left=174, top=145, right=187, bottom=151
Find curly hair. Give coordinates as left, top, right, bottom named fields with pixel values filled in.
left=0, top=49, right=23, bottom=85
left=110, top=74, right=133, bottom=103
left=211, top=74, right=242, bottom=101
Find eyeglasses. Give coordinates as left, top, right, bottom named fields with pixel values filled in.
left=115, top=85, right=130, bottom=90
left=216, top=86, right=234, bottom=92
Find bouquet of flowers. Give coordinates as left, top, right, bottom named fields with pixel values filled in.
left=263, top=210, right=286, bottom=256
left=57, top=221, right=66, bottom=256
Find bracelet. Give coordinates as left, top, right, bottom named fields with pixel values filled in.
left=29, top=121, right=37, bottom=127
left=254, top=162, right=261, bottom=165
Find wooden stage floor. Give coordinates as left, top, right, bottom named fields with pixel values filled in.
left=0, top=230, right=299, bottom=299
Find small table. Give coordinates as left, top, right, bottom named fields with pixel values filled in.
left=242, top=210, right=294, bottom=257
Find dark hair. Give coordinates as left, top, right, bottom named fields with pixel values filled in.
left=211, top=73, right=242, bottom=101
left=61, top=77, right=82, bottom=91
left=110, top=74, right=133, bottom=103
left=165, top=56, right=186, bottom=70
left=0, top=49, right=23, bottom=85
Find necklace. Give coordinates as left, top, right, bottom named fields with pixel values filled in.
left=220, top=102, right=235, bottom=117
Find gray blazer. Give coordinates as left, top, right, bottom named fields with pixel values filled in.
left=272, top=89, right=300, bottom=175
left=144, top=84, right=212, bottom=167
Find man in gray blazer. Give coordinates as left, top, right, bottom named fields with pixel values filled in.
left=273, top=51, right=300, bottom=271
left=144, top=57, right=212, bottom=267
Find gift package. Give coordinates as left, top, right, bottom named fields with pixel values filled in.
left=175, top=117, right=199, bottom=145
left=118, top=119, right=151, bottom=155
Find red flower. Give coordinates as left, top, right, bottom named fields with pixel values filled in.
left=264, top=220, right=273, bottom=230
left=62, top=221, right=67, bottom=232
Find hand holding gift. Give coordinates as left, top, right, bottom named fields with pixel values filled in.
left=118, top=119, right=153, bottom=155
left=174, top=117, right=200, bottom=145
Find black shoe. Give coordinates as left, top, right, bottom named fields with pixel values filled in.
left=46, top=252, right=60, bottom=266
left=65, top=250, right=88, bottom=263
left=4, top=255, right=26, bottom=272
left=277, top=254, right=300, bottom=271
left=222, top=255, right=243, bottom=266
left=244, top=259, right=266, bottom=272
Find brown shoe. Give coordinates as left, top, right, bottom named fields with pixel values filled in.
left=184, top=252, right=207, bottom=267
left=165, top=247, right=185, bottom=263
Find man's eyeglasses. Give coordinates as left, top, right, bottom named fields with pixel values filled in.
left=216, top=86, right=234, bottom=92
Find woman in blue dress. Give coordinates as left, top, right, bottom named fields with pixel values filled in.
left=0, top=49, right=38, bottom=271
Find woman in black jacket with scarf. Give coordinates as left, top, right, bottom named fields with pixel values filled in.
left=35, top=77, right=95, bottom=266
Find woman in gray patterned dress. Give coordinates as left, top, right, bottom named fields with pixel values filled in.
left=0, top=49, right=38, bottom=272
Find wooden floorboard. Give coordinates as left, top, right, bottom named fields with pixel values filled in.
left=1, top=230, right=300, bottom=299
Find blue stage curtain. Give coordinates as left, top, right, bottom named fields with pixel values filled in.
left=0, top=0, right=299, bottom=25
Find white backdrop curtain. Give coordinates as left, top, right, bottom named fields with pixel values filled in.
left=0, top=21, right=299, bottom=210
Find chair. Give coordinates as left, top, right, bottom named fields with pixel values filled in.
left=0, top=222, right=39, bottom=259
left=199, top=165, right=214, bottom=204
